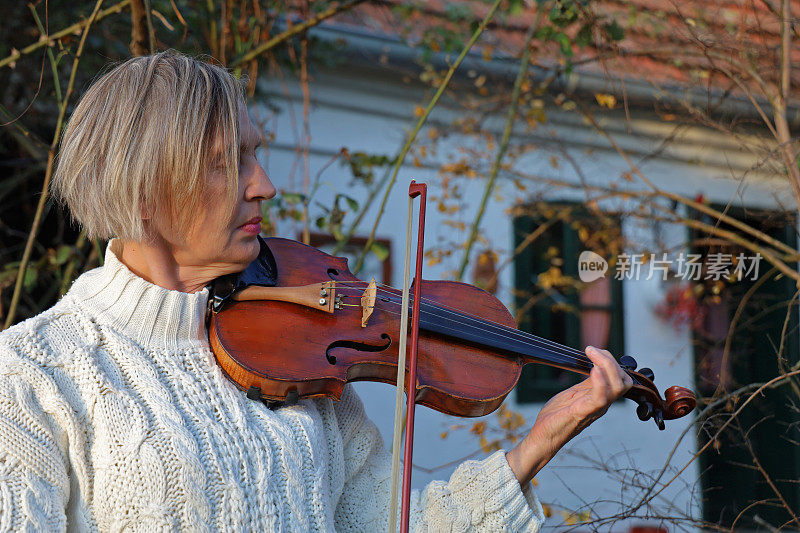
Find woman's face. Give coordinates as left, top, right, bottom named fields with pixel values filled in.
left=150, top=106, right=276, bottom=279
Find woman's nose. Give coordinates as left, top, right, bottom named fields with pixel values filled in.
left=246, top=161, right=276, bottom=201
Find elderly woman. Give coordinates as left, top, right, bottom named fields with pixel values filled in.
left=0, top=51, right=632, bottom=531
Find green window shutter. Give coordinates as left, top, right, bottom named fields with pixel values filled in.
left=692, top=206, right=800, bottom=529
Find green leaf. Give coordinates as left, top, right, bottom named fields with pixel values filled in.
left=535, top=26, right=554, bottom=40
left=23, top=267, right=37, bottom=291
left=55, top=245, right=72, bottom=266
left=554, top=32, right=573, bottom=57
left=549, top=1, right=578, bottom=27
left=604, top=20, right=625, bottom=41
left=282, top=192, right=306, bottom=205
left=341, top=194, right=359, bottom=212
left=370, top=241, right=389, bottom=262
left=576, top=24, right=593, bottom=47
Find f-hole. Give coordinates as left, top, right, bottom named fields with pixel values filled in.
left=327, top=268, right=340, bottom=279
left=326, top=333, right=392, bottom=364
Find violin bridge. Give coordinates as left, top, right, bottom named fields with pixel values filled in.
left=360, top=278, right=377, bottom=327
left=232, top=281, right=338, bottom=313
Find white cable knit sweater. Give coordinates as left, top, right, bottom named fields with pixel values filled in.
left=0, top=241, right=545, bottom=531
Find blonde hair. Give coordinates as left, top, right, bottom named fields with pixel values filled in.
left=51, top=50, right=246, bottom=241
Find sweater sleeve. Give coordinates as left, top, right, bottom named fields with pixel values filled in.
left=329, top=385, right=545, bottom=532
left=0, top=348, right=70, bottom=532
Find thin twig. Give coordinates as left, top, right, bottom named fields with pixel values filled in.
left=28, top=3, right=62, bottom=104
left=456, top=8, right=542, bottom=280
left=636, top=369, right=800, bottom=510
left=3, top=0, right=106, bottom=330
left=229, top=0, right=366, bottom=68
left=0, top=0, right=130, bottom=70
left=578, top=105, right=800, bottom=262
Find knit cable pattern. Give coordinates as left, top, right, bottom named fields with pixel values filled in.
left=0, top=242, right=544, bottom=531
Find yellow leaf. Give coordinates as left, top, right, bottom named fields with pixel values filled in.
left=595, top=93, right=616, bottom=109
left=470, top=421, right=487, bottom=435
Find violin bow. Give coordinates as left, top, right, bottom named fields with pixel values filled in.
left=388, top=180, right=428, bottom=532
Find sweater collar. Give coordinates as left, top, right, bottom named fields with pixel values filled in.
left=67, top=239, right=210, bottom=351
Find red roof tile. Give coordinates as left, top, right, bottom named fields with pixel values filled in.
left=315, top=0, right=800, bottom=106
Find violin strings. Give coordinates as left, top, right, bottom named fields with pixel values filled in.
left=372, top=300, right=593, bottom=372
left=329, top=281, right=594, bottom=370
left=345, top=298, right=594, bottom=373
left=338, top=289, right=642, bottom=386
left=332, top=279, right=591, bottom=361
left=332, top=280, right=593, bottom=365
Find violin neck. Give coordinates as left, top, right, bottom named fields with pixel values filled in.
left=415, top=301, right=592, bottom=375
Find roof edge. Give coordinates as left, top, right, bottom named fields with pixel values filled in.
left=299, top=19, right=800, bottom=132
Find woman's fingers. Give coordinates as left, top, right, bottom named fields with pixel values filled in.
left=588, top=364, right=611, bottom=406
left=585, top=346, right=633, bottom=401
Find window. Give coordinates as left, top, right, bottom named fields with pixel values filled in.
left=306, top=233, right=392, bottom=285
left=690, top=206, right=799, bottom=529
left=513, top=203, right=624, bottom=403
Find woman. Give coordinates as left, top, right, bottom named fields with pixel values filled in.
left=0, top=50, right=632, bottom=531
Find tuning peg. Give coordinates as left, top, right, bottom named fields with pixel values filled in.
left=638, top=367, right=654, bottom=381
left=636, top=401, right=653, bottom=421
left=653, top=410, right=665, bottom=430
left=619, top=355, right=637, bottom=371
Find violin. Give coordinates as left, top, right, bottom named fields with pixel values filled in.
left=207, top=236, right=696, bottom=430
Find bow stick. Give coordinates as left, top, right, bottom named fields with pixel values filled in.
left=388, top=180, right=427, bottom=532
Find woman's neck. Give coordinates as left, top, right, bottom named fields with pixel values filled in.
left=116, top=239, right=219, bottom=293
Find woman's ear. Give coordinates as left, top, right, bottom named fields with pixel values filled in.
left=140, top=199, right=152, bottom=221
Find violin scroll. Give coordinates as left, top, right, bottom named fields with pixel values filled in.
left=664, top=386, right=697, bottom=418
left=624, top=367, right=697, bottom=430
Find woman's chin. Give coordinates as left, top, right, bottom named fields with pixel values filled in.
left=232, top=236, right=262, bottom=265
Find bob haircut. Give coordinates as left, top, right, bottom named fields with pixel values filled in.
left=52, top=50, right=247, bottom=242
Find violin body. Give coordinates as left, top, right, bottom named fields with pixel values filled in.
left=210, top=238, right=522, bottom=416
left=208, top=238, right=696, bottom=424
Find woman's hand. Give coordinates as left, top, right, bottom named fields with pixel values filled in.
left=505, top=346, right=633, bottom=486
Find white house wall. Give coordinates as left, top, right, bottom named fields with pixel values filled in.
left=255, top=63, right=793, bottom=530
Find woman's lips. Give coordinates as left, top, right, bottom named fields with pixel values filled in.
left=238, top=216, right=262, bottom=235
